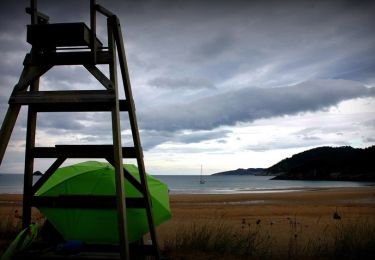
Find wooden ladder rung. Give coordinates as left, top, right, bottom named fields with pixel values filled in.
left=130, top=244, right=158, bottom=256
left=10, top=90, right=114, bottom=104
left=33, top=145, right=137, bottom=159
left=32, top=195, right=146, bottom=209
left=9, top=90, right=128, bottom=112
left=24, top=51, right=112, bottom=66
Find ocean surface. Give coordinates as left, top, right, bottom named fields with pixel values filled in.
left=0, top=173, right=374, bottom=194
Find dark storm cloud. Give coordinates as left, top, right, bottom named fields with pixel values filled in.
left=111, top=0, right=375, bottom=91
left=0, top=1, right=28, bottom=33
left=176, top=130, right=231, bottom=144
left=362, top=119, right=375, bottom=128
left=26, top=0, right=90, bottom=24
left=37, top=114, right=85, bottom=131
left=36, top=112, right=115, bottom=134
left=140, top=129, right=231, bottom=150
left=42, top=66, right=103, bottom=90
left=190, top=32, right=236, bottom=62
left=2, top=0, right=375, bottom=89
left=140, top=80, right=375, bottom=131
left=149, top=77, right=215, bottom=90
left=246, top=139, right=349, bottom=152
left=0, top=0, right=374, bottom=159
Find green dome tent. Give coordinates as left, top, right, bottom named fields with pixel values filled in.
left=35, top=161, right=171, bottom=244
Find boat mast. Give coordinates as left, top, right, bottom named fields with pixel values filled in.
left=200, top=164, right=205, bottom=184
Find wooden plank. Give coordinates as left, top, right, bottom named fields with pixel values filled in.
left=106, top=157, right=144, bottom=195
left=25, top=7, right=49, bottom=24
left=32, top=157, right=66, bottom=195
left=10, top=90, right=128, bottom=112
left=29, top=100, right=128, bottom=112
left=22, top=78, right=39, bottom=229
left=122, top=170, right=144, bottom=196
left=24, top=51, right=112, bottom=66
left=29, top=0, right=38, bottom=25
left=84, top=64, right=113, bottom=89
left=27, top=23, right=103, bottom=48
left=108, top=18, right=129, bottom=259
left=33, top=145, right=137, bottom=158
left=130, top=244, right=157, bottom=256
left=32, top=195, right=146, bottom=209
left=0, top=61, right=32, bottom=164
left=95, top=4, right=115, bottom=18
left=10, top=90, right=116, bottom=105
left=0, top=105, right=21, bottom=165
left=90, top=0, right=97, bottom=63
left=112, top=16, right=160, bottom=259
left=15, top=65, right=52, bottom=91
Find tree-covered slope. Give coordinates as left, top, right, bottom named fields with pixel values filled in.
left=269, top=146, right=375, bottom=181
left=213, top=168, right=266, bottom=176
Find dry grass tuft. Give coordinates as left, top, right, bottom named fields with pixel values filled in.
left=161, top=216, right=375, bottom=259
left=162, top=218, right=273, bottom=259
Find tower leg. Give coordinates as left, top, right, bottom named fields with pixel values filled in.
left=108, top=19, right=130, bottom=259
left=22, top=79, right=39, bottom=228
left=111, top=105, right=129, bottom=259
left=112, top=16, right=161, bottom=259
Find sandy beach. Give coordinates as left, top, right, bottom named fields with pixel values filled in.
left=161, top=187, right=375, bottom=258
left=161, top=187, right=375, bottom=235
left=1, top=187, right=374, bottom=258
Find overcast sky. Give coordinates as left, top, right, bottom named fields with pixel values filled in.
left=0, top=0, right=374, bottom=175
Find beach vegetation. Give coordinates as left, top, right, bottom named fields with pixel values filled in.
left=162, top=216, right=375, bottom=259
left=0, top=208, right=44, bottom=256
left=330, top=218, right=375, bottom=259
left=1, top=207, right=374, bottom=259
left=0, top=209, right=22, bottom=240
left=162, top=218, right=273, bottom=259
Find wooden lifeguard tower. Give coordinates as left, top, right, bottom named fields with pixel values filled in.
left=0, top=0, right=160, bottom=259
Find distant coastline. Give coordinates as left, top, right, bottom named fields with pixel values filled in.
left=213, top=146, right=375, bottom=181
left=212, top=168, right=269, bottom=176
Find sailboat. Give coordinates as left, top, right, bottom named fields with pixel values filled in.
left=200, top=164, right=206, bottom=184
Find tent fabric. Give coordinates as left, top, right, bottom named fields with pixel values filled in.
left=35, top=161, right=171, bottom=244
left=0, top=223, right=38, bottom=260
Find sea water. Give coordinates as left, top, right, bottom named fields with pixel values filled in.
left=1, top=173, right=373, bottom=194
left=155, top=175, right=375, bottom=194
left=0, top=174, right=41, bottom=194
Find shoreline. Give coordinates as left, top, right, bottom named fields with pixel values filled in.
left=1, top=187, right=374, bottom=207
left=168, top=186, right=375, bottom=205
left=1, top=186, right=375, bottom=197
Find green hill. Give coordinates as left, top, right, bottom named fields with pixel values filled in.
left=270, top=146, right=375, bottom=181
left=213, top=168, right=266, bottom=176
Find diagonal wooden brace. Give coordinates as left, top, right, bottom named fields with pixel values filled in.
left=0, top=105, right=21, bottom=165
left=0, top=63, right=51, bottom=165
left=14, top=64, right=52, bottom=92
left=84, top=64, right=113, bottom=89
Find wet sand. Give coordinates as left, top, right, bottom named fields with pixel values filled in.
left=164, top=187, right=375, bottom=226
